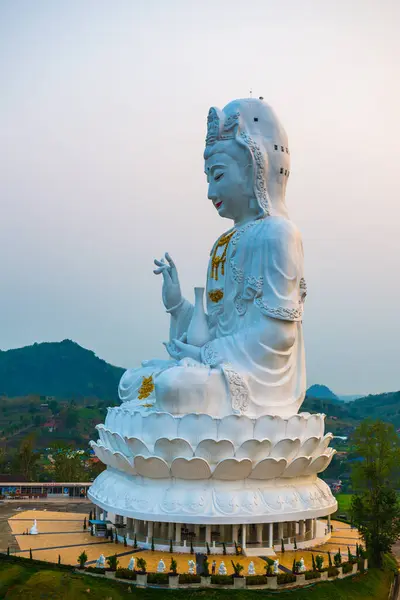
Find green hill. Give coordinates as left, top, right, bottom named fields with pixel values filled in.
left=0, top=340, right=124, bottom=401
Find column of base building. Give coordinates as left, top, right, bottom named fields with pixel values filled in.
left=94, top=506, right=332, bottom=554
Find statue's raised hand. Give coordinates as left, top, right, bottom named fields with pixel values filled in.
left=153, top=253, right=182, bottom=312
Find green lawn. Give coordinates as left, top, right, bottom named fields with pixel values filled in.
left=335, top=493, right=353, bottom=516
left=0, top=562, right=393, bottom=600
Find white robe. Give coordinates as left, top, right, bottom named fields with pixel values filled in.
left=119, top=216, right=306, bottom=418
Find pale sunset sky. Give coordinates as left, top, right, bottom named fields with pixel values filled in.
left=0, top=0, right=399, bottom=395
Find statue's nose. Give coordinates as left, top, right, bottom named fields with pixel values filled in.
left=208, top=185, right=218, bottom=201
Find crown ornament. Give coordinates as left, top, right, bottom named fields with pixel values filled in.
left=206, top=108, right=240, bottom=146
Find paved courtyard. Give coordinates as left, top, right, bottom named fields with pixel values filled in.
left=4, top=507, right=362, bottom=574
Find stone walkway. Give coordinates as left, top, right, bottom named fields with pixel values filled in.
left=4, top=509, right=363, bottom=573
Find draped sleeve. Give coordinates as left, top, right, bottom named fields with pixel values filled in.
left=201, top=216, right=306, bottom=368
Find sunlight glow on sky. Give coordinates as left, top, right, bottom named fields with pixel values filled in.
left=0, top=0, right=399, bottom=394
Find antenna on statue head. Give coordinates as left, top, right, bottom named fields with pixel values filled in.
left=249, top=89, right=253, bottom=98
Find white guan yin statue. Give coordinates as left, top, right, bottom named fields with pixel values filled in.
left=88, top=98, right=337, bottom=551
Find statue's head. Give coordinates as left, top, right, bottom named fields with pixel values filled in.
left=204, top=98, right=290, bottom=221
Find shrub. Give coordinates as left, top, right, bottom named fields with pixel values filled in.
left=151, top=536, right=155, bottom=551
left=29, top=549, right=32, bottom=560
left=58, top=554, right=61, bottom=565
left=342, top=562, right=353, bottom=574
left=134, top=534, right=137, bottom=549
left=137, top=557, right=147, bottom=573
left=116, top=568, right=136, bottom=580
left=169, top=539, right=173, bottom=553
left=124, top=535, right=127, bottom=547
left=89, top=510, right=93, bottom=521
left=334, top=551, right=342, bottom=566
left=328, top=566, right=339, bottom=577
left=222, top=542, right=226, bottom=555
left=147, top=573, right=169, bottom=584
left=246, top=575, right=268, bottom=585
left=305, top=571, right=321, bottom=580
left=292, top=558, right=296, bottom=574
left=190, top=540, right=194, bottom=554
left=294, top=538, right=297, bottom=550
left=234, top=541, right=240, bottom=556
left=315, top=554, right=324, bottom=571
left=347, top=546, right=353, bottom=563
left=115, top=529, right=119, bottom=544
left=169, top=558, right=178, bottom=575
left=203, top=558, right=210, bottom=577
left=107, top=554, right=119, bottom=571
left=83, top=517, right=87, bottom=530
left=281, top=538, right=285, bottom=553
left=277, top=573, right=296, bottom=584
left=90, top=525, right=94, bottom=537
left=311, top=554, right=316, bottom=571
left=178, top=574, right=201, bottom=584
left=0, top=553, right=73, bottom=572
left=230, top=560, right=244, bottom=576
left=206, top=542, right=210, bottom=555
left=328, top=551, right=332, bottom=567
left=78, top=551, right=87, bottom=569
left=211, top=574, right=233, bottom=585
left=86, top=566, right=106, bottom=574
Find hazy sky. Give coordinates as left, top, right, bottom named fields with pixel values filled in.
left=0, top=0, right=399, bottom=395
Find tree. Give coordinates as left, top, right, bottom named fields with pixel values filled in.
left=51, top=444, right=87, bottom=482
left=107, top=554, right=119, bottom=571
left=350, top=420, right=400, bottom=566
left=170, top=558, right=178, bottom=575
left=78, top=551, right=87, bottom=568
left=16, top=434, right=38, bottom=481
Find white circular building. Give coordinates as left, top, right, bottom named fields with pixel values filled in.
left=88, top=97, right=337, bottom=555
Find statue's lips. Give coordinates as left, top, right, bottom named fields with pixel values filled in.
left=215, top=201, right=223, bottom=209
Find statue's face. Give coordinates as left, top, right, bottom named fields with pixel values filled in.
left=204, top=147, right=254, bottom=223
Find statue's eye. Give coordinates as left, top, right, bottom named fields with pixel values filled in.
left=215, top=173, right=224, bottom=181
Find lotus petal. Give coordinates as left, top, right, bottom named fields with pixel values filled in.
left=270, top=438, right=300, bottom=461
left=101, top=429, right=115, bottom=452
left=286, top=414, right=307, bottom=441
left=283, top=456, right=312, bottom=477
left=305, top=452, right=335, bottom=475
left=171, top=457, right=211, bottom=479
left=142, top=413, right=177, bottom=450
left=126, top=437, right=150, bottom=457
left=96, top=425, right=107, bottom=446
left=254, top=415, right=285, bottom=443
left=236, top=439, right=271, bottom=462
left=126, top=411, right=143, bottom=439
left=111, top=432, right=128, bottom=454
left=113, top=451, right=136, bottom=475
left=218, top=415, right=253, bottom=447
left=134, top=455, right=170, bottom=478
left=154, top=438, right=193, bottom=463
left=300, top=436, right=320, bottom=457
left=249, top=457, right=287, bottom=479
left=306, top=414, right=325, bottom=438
left=179, top=414, right=217, bottom=447
left=317, top=433, right=333, bottom=455
left=195, top=439, right=235, bottom=465
left=105, top=408, right=118, bottom=431
left=212, top=458, right=252, bottom=480
left=119, top=409, right=134, bottom=437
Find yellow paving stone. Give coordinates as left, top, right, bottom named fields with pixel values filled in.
left=9, top=520, right=86, bottom=534
left=9, top=510, right=88, bottom=521
left=20, top=542, right=123, bottom=565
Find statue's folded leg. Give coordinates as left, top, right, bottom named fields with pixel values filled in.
left=118, top=360, right=175, bottom=404
left=155, top=363, right=231, bottom=417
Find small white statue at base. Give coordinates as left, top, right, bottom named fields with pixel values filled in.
left=273, top=559, right=280, bottom=575
left=128, top=557, right=135, bottom=571
left=299, top=558, right=306, bottom=573
left=219, top=561, right=227, bottom=575
left=157, top=558, right=166, bottom=573
left=188, top=559, right=196, bottom=574
left=95, top=554, right=106, bottom=569
left=30, top=519, right=38, bottom=535
left=248, top=561, right=256, bottom=575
